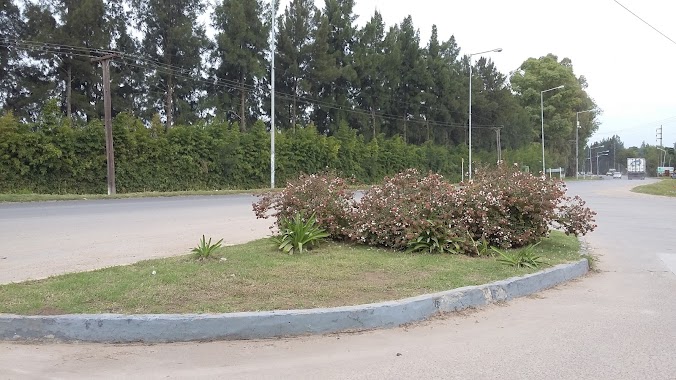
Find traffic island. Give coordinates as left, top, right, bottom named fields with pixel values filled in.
left=0, top=259, right=588, bottom=343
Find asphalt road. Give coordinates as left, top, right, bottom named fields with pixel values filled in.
left=2, top=178, right=676, bottom=379
left=0, top=195, right=273, bottom=284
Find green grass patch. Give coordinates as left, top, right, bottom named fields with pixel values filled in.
left=631, top=179, right=676, bottom=197
left=0, top=189, right=274, bottom=203
left=0, top=232, right=581, bottom=315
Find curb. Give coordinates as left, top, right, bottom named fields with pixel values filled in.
left=0, top=259, right=588, bottom=343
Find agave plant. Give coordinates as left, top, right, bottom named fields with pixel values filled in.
left=273, top=213, right=329, bottom=254
left=191, top=235, right=224, bottom=260
left=492, top=242, right=545, bottom=268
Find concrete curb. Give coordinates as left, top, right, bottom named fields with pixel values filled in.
left=0, top=259, right=588, bottom=343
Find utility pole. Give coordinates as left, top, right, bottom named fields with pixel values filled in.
left=657, top=125, right=663, bottom=147
left=492, top=127, right=502, bottom=163
left=91, top=53, right=118, bottom=195
left=270, top=0, right=276, bottom=189
left=657, top=125, right=664, bottom=167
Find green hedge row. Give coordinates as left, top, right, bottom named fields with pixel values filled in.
left=0, top=112, right=467, bottom=194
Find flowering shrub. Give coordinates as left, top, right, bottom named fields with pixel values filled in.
left=553, top=195, right=597, bottom=236
left=350, top=169, right=467, bottom=251
left=462, top=164, right=596, bottom=248
left=252, top=171, right=356, bottom=239
left=253, top=165, right=597, bottom=255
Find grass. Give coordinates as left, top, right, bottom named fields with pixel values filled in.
left=0, top=185, right=375, bottom=203
left=0, top=232, right=581, bottom=315
left=631, top=178, right=676, bottom=197
left=0, top=189, right=273, bottom=203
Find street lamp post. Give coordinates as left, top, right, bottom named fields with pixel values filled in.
left=575, top=109, right=594, bottom=179
left=596, top=151, right=609, bottom=175
left=588, top=145, right=605, bottom=176
left=540, top=85, right=564, bottom=175
left=468, top=47, right=502, bottom=180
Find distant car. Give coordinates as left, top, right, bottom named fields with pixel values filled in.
left=613, top=172, right=622, bottom=179
left=672, top=172, right=676, bottom=179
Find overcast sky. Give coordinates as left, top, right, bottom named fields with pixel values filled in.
left=277, top=0, right=676, bottom=148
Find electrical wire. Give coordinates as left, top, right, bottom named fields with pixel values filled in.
left=2, top=38, right=502, bottom=131
left=613, top=0, right=676, bottom=47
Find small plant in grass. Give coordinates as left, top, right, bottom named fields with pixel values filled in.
left=192, top=235, right=224, bottom=260
left=467, top=232, right=492, bottom=256
left=492, top=242, right=545, bottom=268
left=273, top=213, right=329, bottom=254
left=405, top=220, right=462, bottom=254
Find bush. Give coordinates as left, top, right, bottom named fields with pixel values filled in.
left=458, top=164, right=561, bottom=248
left=459, top=163, right=596, bottom=248
left=252, top=171, right=356, bottom=239
left=350, top=169, right=466, bottom=251
left=553, top=195, right=597, bottom=236
left=253, top=166, right=597, bottom=256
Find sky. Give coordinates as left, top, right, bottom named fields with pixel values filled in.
left=277, top=0, right=676, bottom=148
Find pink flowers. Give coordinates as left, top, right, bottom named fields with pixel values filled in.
left=253, top=165, right=597, bottom=255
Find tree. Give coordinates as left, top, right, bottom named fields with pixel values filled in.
left=106, top=1, right=144, bottom=118
left=510, top=54, right=599, bottom=169
left=275, top=0, right=317, bottom=130
left=309, top=0, right=357, bottom=133
left=17, top=0, right=111, bottom=123
left=391, top=15, right=430, bottom=144
left=353, top=11, right=387, bottom=139
left=5, top=1, right=59, bottom=121
left=212, top=0, right=269, bottom=131
left=0, top=0, right=23, bottom=112
left=133, top=0, right=208, bottom=129
left=422, top=27, right=464, bottom=145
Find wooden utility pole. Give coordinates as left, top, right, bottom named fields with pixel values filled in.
left=91, top=53, right=118, bottom=195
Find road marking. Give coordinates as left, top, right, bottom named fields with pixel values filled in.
left=657, top=253, right=676, bottom=276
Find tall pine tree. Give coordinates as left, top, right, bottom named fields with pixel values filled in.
left=275, top=0, right=317, bottom=130
left=212, top=0, right=269, bottom=131
left=353, top=11, right=388, bottom=139
left=133, top=0, right=208, bottom=129
left=0, top=0, right=25, bottom=113
left=309, top=0, right=356, bottom=133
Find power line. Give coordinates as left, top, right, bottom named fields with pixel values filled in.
left=593, top=115, right=676, bottom=136
left=613, top=0, right=676, bottom=47
left=1, top=38, right=492, bottom=131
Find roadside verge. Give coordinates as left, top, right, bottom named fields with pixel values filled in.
left=0, top=259, right=588, bottom=343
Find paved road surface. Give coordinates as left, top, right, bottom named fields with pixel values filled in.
left=2, top=179, right=676, bottom=379
left=0, top=195, right=273, bottom=284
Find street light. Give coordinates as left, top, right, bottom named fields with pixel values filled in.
left=596, top=150, right=609, bottom=175
left=468, top=47, right=502, bottom=180
left=575, top=109, right=594, bottom=179
left=540, top=85, right=564, bottom=175
left=588, top=145, right=605, bottom=176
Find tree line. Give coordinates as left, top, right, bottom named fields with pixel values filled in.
left=1, top=0, right=605, bottom=188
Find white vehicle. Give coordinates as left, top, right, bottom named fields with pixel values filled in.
left=613, top=171, right=622, bottom=179
left=627, top=158, right=646, bottom=180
